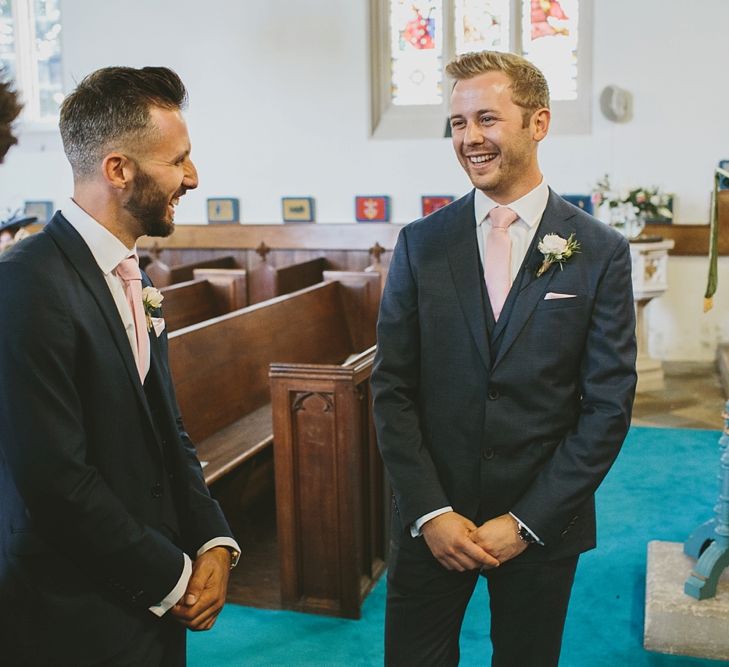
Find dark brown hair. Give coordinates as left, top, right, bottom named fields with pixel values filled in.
left=60, top=66, right=188, bottom=178
left=0, top=74, right=22, bottom=163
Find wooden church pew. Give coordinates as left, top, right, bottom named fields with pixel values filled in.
left=145, top=254, right=238, bottom=287
left=160, top=268, right=247, bottom=332
left=246, top=256, right=327, bottom=304
left=168, top=274, right=379, bottom=485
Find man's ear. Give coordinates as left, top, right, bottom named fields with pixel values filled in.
left=531, top=108, right=551, bottom=142
left=101, top=152, right=134, bottom=189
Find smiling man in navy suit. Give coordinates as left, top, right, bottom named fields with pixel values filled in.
left=0, top=66, right=239, bottom=666
left=371, top=51, right=637, bottom=667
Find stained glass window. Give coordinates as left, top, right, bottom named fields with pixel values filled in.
left=390, top=0, right=444, bottom=106
left=521, top=0, right=579, bottom=101
left=0, top=0, right=63, bottom=122
left=454, top=0, right=511, bottom=55
left=375, top=0, right=590, bottom=137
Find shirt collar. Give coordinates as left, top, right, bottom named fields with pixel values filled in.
left=474, top=179, right=550, bottom=230
left=61, top=198, right=136, bottom=275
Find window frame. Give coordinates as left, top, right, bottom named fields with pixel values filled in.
left=3, top=0, right=64, bottom=129
left=369, top=0, right=592, bottom=139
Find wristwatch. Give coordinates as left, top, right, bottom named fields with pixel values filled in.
left=515, top=519, right=537, bottom=545
left=226, top=547, right=241, bottom=569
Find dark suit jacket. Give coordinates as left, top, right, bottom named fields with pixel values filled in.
left=0, top=212, right=233, bottom=665
left=371, top=189, right=637, bottom=562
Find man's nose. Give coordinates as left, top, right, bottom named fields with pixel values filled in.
left=464, top=122, right=484, bottom=145
left=183, top=159, right=199, bottom=190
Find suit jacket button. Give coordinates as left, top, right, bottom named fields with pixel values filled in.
left=151, top=482, right=163, bottom=498
left=482, top=448, right=495, bottom=460
left=487, top=389, right=500, bottom=400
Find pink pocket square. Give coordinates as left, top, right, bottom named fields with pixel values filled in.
left=151, top=316, right=166, bottom=337
left=544, top=292, right=577, bottom=300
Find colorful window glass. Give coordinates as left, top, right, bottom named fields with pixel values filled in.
left=390, top=0, right=444, bottom=106
left=455, top=0, right=511, bottom=55
left=521, top=0, right=579, bottom=101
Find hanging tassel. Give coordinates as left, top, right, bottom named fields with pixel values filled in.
left=704, top=167, right=729, bottom=312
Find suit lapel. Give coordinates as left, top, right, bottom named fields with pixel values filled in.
left=44, top=213, right=156, bottom=429
left=445, top=192, right=491, bottom=372
left=142, top=275, right=167, bottom=405
left=492, top=191, right=578, bottom=369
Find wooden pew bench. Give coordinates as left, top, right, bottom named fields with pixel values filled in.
left=247, top=256, right=326, bottom=304
left=161, top=258, right=336, bottom=331
left=160, top=270, right=248, bottom=332
left=168, top=273, right=380, bottom=486
left=145, top=254, right=238, bottom=287
left=270, top=344, right=385, bottom=619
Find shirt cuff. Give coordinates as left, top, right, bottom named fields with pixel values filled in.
left=411, top=506, right=454, bottom=538
left=149, top=552, right=192, bottom=617
left=197, top=536, right=241, bottom=559
left=509, top=512, right=544, bottom=545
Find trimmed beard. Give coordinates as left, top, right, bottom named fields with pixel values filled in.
left=123, top=164, right=175, bottom=238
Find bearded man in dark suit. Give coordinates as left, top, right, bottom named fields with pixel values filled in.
left=0, top=66, right=240, bottom=666
left=371, top=51, right=637, bottom=667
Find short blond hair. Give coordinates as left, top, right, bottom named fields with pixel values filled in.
left=446, top=51, right=550, bottom=126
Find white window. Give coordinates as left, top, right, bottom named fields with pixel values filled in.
left=0, top=0, right=63, bottom=125
left=370, top=0, right=592, bottom=138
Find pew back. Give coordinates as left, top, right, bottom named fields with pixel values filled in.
left=247, top=257, right=326, bottom=304
left=161, top=280, right=222, bottom=332
left=169, top=280, right=363, bottom=444
left=161, top=269, right=248, bottom=332
left=146, top=254, right=237, bottom=287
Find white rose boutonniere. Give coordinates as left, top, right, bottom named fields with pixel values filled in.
left=142, top=286, right=164, bottom=331
left=536, top=233, right=580, bottom=277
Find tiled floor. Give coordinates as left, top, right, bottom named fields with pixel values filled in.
left=631, top=361, right=725, bottom=430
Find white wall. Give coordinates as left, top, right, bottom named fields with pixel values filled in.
left=1, top=0, right=727, bottom=360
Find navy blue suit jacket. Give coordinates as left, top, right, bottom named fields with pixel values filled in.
left=371, top=189, right=637, bottom=561
left=0, top=213, right=233, bottom=664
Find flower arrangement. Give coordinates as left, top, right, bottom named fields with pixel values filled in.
left=591, top=174, right=673, bottom=222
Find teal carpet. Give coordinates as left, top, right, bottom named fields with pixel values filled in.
left=189, top=426, right=727, bottom=666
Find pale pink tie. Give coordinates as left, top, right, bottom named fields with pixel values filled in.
left=116, top=256, right=150, bottom=383
left=484, top=206, right=518, bottom=321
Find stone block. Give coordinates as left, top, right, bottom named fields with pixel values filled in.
left=644, top=540, right=729, bottom=660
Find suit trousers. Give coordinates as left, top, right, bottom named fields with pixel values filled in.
left=94, top=614, right=186, bottom=667
left=385, top=525, right=578, bottom=667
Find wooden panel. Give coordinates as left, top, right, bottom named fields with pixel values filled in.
left=196, top=404, right=273, bottom=485
left=168, top=254, right=237, bottom=283
left=137, top=223, right=403, bottom=252
left=323, top=271, right=381, bottom=351
left=160, top=280, right=221, bottom=332
left=192, top=268, right=249, bottom=311
left=133, top=196, right=729, bottom=258
left=169, top=282, right=354, bottom=443
left=293, top=391, right=341, bottom=601
left=247, top=262, right=278, bottom=305
left=276, top=257, right=326, bottom=295
left=270, top=348, right=386, bottom=619
left=642, top=191, right=729, bottom=256
left=145, top=254, right=238, bottom=287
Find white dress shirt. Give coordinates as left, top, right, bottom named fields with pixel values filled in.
left=62, top=199, right=241, bottom=616
left=412, top=181, right=550, bottom=544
